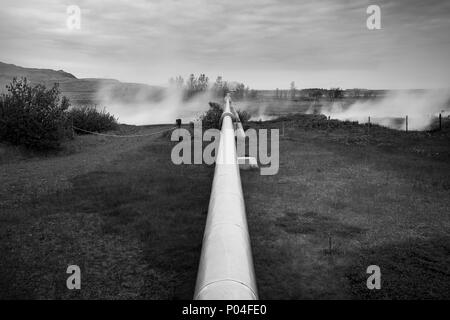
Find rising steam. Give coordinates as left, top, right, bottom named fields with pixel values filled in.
left=96, top=81, right=450, bottom=131
left=319, top=90, right=450, bottom=131
left=96, top=83, right=215, bottom=125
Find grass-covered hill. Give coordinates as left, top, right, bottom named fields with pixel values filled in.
left=0, top=61, right=163, bottom=106
left=0, top=61, right=76, bottom=89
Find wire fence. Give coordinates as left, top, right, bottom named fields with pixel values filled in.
left=72, top=126, right=176, bottom=138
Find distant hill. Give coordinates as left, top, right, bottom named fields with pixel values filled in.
left=0, top=61, right=76, bottom=89
left=0, top=61, right=164, bottom=106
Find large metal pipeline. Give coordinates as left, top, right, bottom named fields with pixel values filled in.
left=194, top=94, right=258, bottom=300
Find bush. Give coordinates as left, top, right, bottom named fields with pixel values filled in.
left=200, top=102, right=223, bottom=130
left=68, top=105, right=118, bottom=134
left=0, top=78, right=71, bottom=150
left=199, top=102, right=249, bottom=130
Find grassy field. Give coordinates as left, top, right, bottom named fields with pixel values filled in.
left=0, top=115, right=449, bottom=299
left=246, top=115, right=450, bottom=299
left=0, top=125, right=213, bottom=299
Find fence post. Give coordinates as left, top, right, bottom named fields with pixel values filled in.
left=439, top=113, right=442, bottom=131
left=71, top=117, right=75, bottom=138
left=328, top=235, right=333, bottom=255
left=406, top=115, right=408, bottom=132
left=368, top=116, right=371, bottom=135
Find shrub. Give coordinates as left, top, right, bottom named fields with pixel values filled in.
left=68, top=105, right=118, bottom=134
left=200, top=102, right=223, bottom=130
left=0, top=78, right=71, bottom=150
left=199, top=102, right=249, bottom=130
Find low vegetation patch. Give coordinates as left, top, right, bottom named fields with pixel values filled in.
left=199, top=101, right=250, bottom=130
left=0, top=78, right=71, bottom=150
left=69, top=105, right=118, bottom=134
left=0, top=78, right=119, bottom=150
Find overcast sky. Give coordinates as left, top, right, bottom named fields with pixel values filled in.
left=1, top=0, right=449, bottom=89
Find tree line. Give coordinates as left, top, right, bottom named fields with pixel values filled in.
left=275, top=83, right=381, bottom=101
left=169, top=74, right=257, bottom=101
left=275, top=85, right=344, bottom=101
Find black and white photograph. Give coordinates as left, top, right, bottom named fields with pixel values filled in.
left=0, top=0, right=449, bottom=309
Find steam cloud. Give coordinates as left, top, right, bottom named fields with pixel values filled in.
left=234, top=100, right=277, bottom=122
left=96, top=84, right=216, bottom=125
left=96, top=82, right=450, bottom=131
left=318, top=90, right=450, bottom=131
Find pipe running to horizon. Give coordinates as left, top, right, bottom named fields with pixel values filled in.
left=194, top=94, right=258, bottom=300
